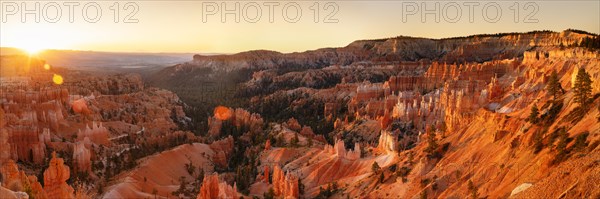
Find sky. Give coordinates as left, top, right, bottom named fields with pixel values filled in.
left=1, top=0, right=599, bottom=53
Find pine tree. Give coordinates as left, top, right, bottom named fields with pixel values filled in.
left=425, top=131, right=439, bottom=157
left=546, top=70, right=561, bottom=99
left=551, top=129, right=570, bottom=164
left=371, top=162, right=381, bottom=173
left=528, top=104, right=539, bottom=124
left=468, top=180, right=478, bottom=199
left=291, top=133, right=299, bottom=147
left=420, top=190, right=427, bottom=199
left=573, top=68, right=592, bottom=106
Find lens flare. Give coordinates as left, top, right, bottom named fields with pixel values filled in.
left=52, top=74, right=63, bottom=85
left=44, top=64, right=51, bottom=70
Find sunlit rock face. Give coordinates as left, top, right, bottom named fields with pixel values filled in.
left=43, top=152, right=74, bottom=199
left=272, top=165, right=299, bottom=199
left=197, top=173, right=239, bottom=199
left=1, top=160, right=25, bottom=191
left=0, top=160, right=48, bottom=199
left=377, top=130, right=397, bottom=154
left=392, top=90, right=444, bottom=130
left=323, top=139, right=361, bottom=160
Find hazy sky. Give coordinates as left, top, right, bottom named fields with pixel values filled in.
left=1, top=0, right=599, bottom=53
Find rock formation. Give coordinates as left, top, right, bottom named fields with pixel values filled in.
left=263, top=166, right=270, bottom=183
left=272, top=166, right=299, bottom=199
left=299, top=126, right=316, bottom=138
left=286, top=118, right=302, bottom=131
left=377, top=130, right=397, bottom=154
left=209, top=136, right=234, bottom=168
left=6, top=126, right=46, bottom=164
left=0, top=109, right=11, bottom=164
left=0, top=160, right=48, bottom=199
left=76, top=121, right=110, bottom=146
left=43, top=152, right=74, bottom=199
left=323, top=139, right=361, bottom=160
left=72, top=138, right=92, bottom=174
left=197, top=173, right=239, bottom=199
left=264, top=140, right=272, bottom=151
left=207, top=107, right=264, bottom=137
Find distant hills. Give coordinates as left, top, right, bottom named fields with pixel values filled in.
left=0, top=47, right=199, bottom=71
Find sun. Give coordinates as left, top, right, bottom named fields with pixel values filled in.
left=13, top=38, right=53, bottom=55
left=20, top=45, right=45, bottom=55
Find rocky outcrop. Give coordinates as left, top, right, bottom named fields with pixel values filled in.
left=377, top=130, right=397, bottom=154
left=92, top=87, right=188, bottom=133
left=6, top=126, right=46, bottom=164
left=391, top=90, right=444, bottom=131
left=272, top=166, right=299, bottom=199
left=1, top=160, right=25, bottom=191
left=263, top=166, right=270, bottom=183
left=0, top=160, right=48, bottom=199
left=323, top=139, right=361, bottom=160
left=299, top=126, right=316, bottom=138
left=208, top=107, right=264, bottom=137
left=440, top=80, right=490, bottom=131
left=286, top=118, right=302, bottom=132
left=264, top=140, right=272, bottom=151
left=1, top=88, right=69, bottom=105
left=72, top=138, right=92, bottom=174
left=355, top=82, right=387, bottom=102
left=43, top=152, right=74, bottom=199
left=76, top=121, right=109, bottom=146
left=232, top=108, right=264, bottom=133
left=0, top=109, right=10, bottom=164
left=197, top=173, right=239, bottom=199
left=209, top=136, right=234, bottom=168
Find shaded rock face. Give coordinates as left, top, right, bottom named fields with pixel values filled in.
left=43, top=152, right=74, bottom=199
left=76, top=121, right=109, bottom=146
left=1, top=88, right=69, bottom=164
left=197, top=173, right=239, bottom=199
left=6, top=126, right=46, bottom=165
left=272, top=166, right=299, bottom=199
left=0, top=109, right=11, bottom=164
